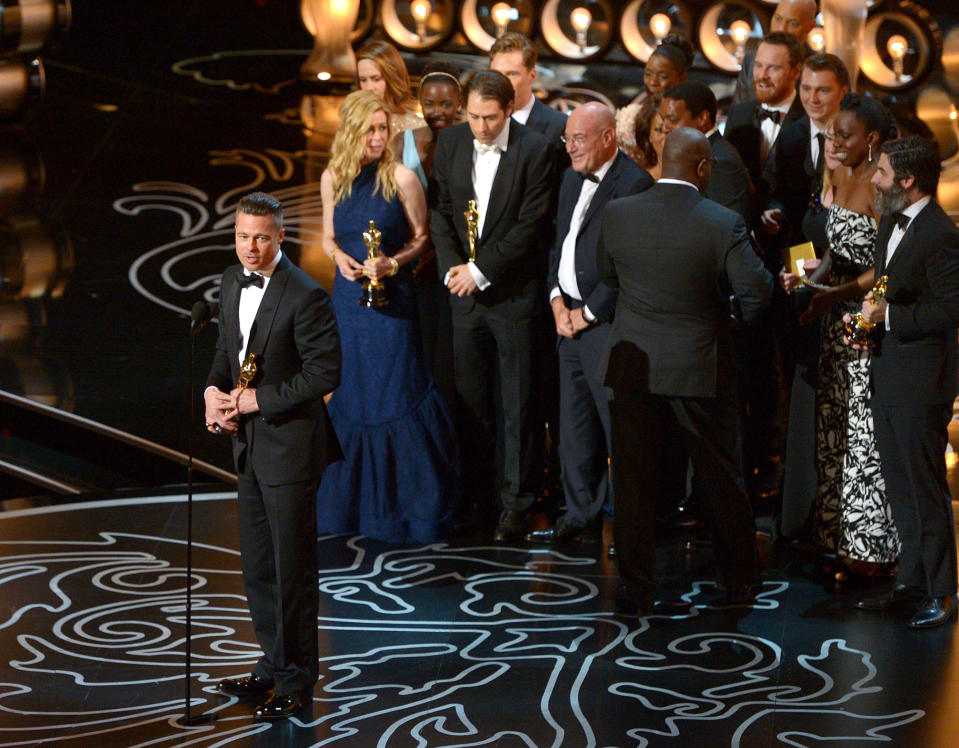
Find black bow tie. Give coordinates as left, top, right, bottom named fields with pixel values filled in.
left=891, top=212, right=911, bottom=231
left=756, top=107, right=782, bottom=125
left=238, top=272, right=264, bottom=289
left=583, top=172, right=600, bottom=183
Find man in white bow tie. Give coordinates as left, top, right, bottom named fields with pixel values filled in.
left=430, top=69, right=555, bottom=542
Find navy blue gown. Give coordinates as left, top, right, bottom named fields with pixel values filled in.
left=316, top=161, right=459, bottom=543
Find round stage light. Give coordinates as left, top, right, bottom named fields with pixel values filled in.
left=620, top=0, right=692, bottom=63
left=698, top=2, right=766, bottom=73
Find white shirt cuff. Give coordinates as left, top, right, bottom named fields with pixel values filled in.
left=549, top=286, right=562, bottom=302
left=467, top=261, right=491, bottom=291
left=885, top=304, right=890, bottom=332
left=582, top=305, right=596, bottom=323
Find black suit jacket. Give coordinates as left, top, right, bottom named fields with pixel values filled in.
left=207, top=255, right=341, bottom=485
left=526, top=98, right=571, bottom=173
left=767, top=114, right=816, bottom=249
left=596, top=183, right=773, bottom=398
left=725, top=96, right=805, bottom=229
left=870, top=200, right=959, bottom=406
left=547, top=151, right=653, bottom=322
left=706, top=130, right=750, bottom=220
left=430, top=120, right=555, bottom=318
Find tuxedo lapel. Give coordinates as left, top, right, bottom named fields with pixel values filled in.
left=481, top=127, right=520, bottom=242
left=246, top=256, right=290, bottom=359
left=221, top=267, right=242, bottom=367
left=882, top=203, right=929, bottom=277
left=580, top=159, right=620, bottom=234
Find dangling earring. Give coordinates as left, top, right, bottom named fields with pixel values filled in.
left=868, top=143, right=873, bottom=162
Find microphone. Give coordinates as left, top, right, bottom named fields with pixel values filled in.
left=190, top=301, right=218, bottom=333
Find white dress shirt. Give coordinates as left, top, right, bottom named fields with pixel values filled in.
left=883, top=196, right=930, bottom=330
left=511, top=95, right=534, bottom=125
left=759, top=92, right=795, bottom=167
left=809, top=120, right=826, bottom=169
left=461, top=120, right=512, bottom=291
left=550, top=154, right=617, bottom=320
left=238, top=249, right=282, bottom=364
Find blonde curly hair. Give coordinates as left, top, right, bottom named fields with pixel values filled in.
left=329, top=90, right=399, bottom=206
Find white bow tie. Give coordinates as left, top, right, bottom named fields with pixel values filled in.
left=474, top=140, right=500, bottom=156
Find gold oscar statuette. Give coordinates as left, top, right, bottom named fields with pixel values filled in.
left=465, top=199, right=479, bottom=263
left=221, top=353, right=258, bottom=432
left=360, top=219, right=388, bottom=308
left=844, top=275, right=889, bottom=347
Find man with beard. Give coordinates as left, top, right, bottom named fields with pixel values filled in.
left=733, top=0, right=818, bottom=105
left=725, top=32, right=805, bottom=239
left=852, top=137, right=959, bottom=628
left=724, top=32, right=804, bottom=508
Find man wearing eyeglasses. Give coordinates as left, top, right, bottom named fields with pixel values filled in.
left=526, top=102, right=652, bottom=546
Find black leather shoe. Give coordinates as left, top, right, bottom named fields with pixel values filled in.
left=493, top=510, right=526, bottom=542
left=855, top=584, right=924, bottom=612
left=526, top=521, right=580, bottom=544
left=217, top=674, right=273, bottom=697
left=908, top=595, right=958, bottom=629
left=253, top=693, right=303, bottom=721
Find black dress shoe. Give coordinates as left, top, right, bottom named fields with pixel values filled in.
left=253, top=693, right=304, bottom=721
left=493, top=510, right=526, bottom=542
left=526, top=521, right=580, bottom=544
left=855, top=584, right=924, bottom=612
left=908, top=595, right=958, bottom=629
left=216, top=674, right=274, bottom=697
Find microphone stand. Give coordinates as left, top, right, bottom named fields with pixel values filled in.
left=176, top=304, right=217, bottom=728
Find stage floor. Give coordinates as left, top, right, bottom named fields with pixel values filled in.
left=2, top=493, right=959, bottom=747
left=4, top=2, right=959, bottom=746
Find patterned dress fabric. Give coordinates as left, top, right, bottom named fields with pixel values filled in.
left=316, top=161, right=460, bottom=544
left=810, top=203, right=900, bottom=564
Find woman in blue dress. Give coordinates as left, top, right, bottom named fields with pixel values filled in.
left=317, top=90, right=459, bottom=543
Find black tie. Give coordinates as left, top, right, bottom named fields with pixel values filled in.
left=756, top=107, right=781, bottom=125
left=891, top=212, right=910, bottom=231
left=238, top=272, right=264, bottom=289
left=583, top=173, right=599, bottom=183
left=815, top=132, right=825, bottom=176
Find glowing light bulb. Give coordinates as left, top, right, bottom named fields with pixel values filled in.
left=887, top=34, right=908, bottom=80
left=649, top=13, right=671, bottom=42
left=950, top=104, right=957, bottom=122
left=729, top=20, right=751, bottom=65
left=411, top=0, right=431, bottom=38
left=570, top=7, right=592, bottom=52
left=807, top=26, right=825, bottom=52
left=886, top=34, right=907, bottom=60
left=317, top=71, right=331, bottom=81
left=492, top=2, right=512, bottom=37
left=729, top=20, right=751, bottom=46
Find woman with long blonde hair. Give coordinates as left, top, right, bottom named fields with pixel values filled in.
left=317, top=90, right=459, bottom=544
left=355, top=40, right=424, bottom=135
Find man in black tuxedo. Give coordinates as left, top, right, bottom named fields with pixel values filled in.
left=766, top=54, right=849, bottom=252
left=732, top=0, right=818, bottom=105
left=597, top=128, right=772, bottom=612
left=852, top=137, right=959, bottom=629
left=430, top=70, right=555, bottom=541
left=661, top=80, right=749, bottom=219
left=526, top=103, right=652, bottom=545
left=491, top=31, right=569, bottom=503
left=725, top=32, right=805, bottom=241
left=205, top=192, right=341, bottom=720
left=725, top=32, right=804, bottom=507
left=771, top=54, right=849, bottom=537
left=490, top=32, right=568, bottom=167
